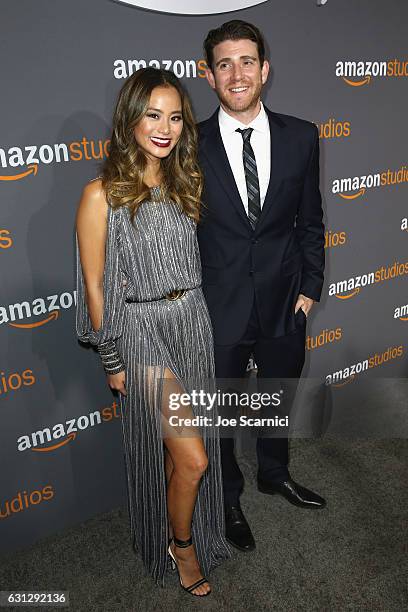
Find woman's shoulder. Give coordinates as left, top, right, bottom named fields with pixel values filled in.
left=82, top=176, right=105, bottom=200
left=77, top=178, right=110, bottom=228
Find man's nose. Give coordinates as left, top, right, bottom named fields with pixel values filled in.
left=231, top=63, right=244, bottom=81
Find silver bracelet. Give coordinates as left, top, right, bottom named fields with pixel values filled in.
left=97, top=340, right=125, bottom=375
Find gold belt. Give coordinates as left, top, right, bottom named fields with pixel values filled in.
left=165, top=289, right=186, bottom=301
left=126, top=289, right=189, bottom=304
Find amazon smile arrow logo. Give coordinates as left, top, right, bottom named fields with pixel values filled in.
left=337, top=59, right=408, bottom=85
left=8, top=310, right=59, bottom=329
left=329, top=261, right=408, bottom=300
left=0, top=164, right=38, bottom=181
left=17, top=403, right=121, bottom=453
left=333, top=166, right=408, bottom=200
left=326, top=346, right=404, bottom=386
left=335, top=288, right=360, bottom=300
left=31, top=432, right=76, bottom=452
left=342, top=75, right=371, bottom=87
left=0, top=138, right=110, bottom=182
left=339, top=188, right=366, bottom=200
left=332, top=374, right=355, bottom=387
left=1, top=291, right=76, bottom=329
left=394, top=304, right=408, bottom=321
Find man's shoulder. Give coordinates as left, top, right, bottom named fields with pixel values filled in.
left=198, top=112, right=218, bottom=136
left=266, top=108, right=318, bottom=139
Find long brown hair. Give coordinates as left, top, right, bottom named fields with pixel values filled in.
left=102, top=67, right=202, bottom=222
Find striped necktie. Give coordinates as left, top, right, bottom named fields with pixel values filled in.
left=236, top=127, right=261, bottom=229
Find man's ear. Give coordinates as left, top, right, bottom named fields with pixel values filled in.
left=261, top=60, right=270, bottom=85
left=205, top=67, right=216, bottom=90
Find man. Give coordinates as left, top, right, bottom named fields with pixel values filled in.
left=197, top=20, right=326, bottom=552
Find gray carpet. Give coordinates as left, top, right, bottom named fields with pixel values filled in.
left=1, top=439, right=407, bottom=612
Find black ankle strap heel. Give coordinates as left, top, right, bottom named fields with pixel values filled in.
left=167, top=537, right=211, bottom=597
left=173, top=536, right=192, bottom=548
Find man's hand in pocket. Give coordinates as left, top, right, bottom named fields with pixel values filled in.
left=294, top=294, right=314, bottom=317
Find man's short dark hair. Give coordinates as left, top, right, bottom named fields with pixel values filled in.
left=204, top=20, right=266, bottom=71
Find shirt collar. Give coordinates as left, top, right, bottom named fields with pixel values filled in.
left=218, top=102, right=269, bottom=134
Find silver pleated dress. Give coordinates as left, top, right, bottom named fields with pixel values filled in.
left=76, top=187, right=231, bottom=584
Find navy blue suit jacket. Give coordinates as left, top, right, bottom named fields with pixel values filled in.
left=197, top=106, right=325, bottom=346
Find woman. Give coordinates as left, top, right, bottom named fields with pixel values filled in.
left=75, top=67, right=230, bottom=595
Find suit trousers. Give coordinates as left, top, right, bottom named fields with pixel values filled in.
left=214, top=297, right=307, bottom=507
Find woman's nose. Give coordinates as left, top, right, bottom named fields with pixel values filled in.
left=158, top=120, right=170, bottom=134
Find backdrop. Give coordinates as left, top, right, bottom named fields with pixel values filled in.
left=1, top=0, right=407, bottom=554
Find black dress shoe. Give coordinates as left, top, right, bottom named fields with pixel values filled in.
left=257, top=477, right=326, bottom=509
left=225, top=505, right=256, bottom=551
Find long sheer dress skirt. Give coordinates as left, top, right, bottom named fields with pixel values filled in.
left=116, top=286, right=230, bottom=584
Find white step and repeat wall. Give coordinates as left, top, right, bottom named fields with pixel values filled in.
left=1, top=0, right=407, bottom=553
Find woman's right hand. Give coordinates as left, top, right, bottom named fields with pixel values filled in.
left=107, top=371, right=127, bottom=396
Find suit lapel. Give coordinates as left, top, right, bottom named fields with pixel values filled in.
left=200, top=107, right=287, bottom=232
left=255, top=108, right=286, bottom=233
left=200, top=111, right=253, bottom=230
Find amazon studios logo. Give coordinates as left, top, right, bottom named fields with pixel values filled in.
left=116, top=1, right=269, bottom=14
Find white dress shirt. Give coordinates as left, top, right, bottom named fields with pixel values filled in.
left=218, top=102, right=271, bottom=214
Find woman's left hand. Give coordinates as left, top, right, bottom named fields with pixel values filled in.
left=107, top=371, right=127, bottom=396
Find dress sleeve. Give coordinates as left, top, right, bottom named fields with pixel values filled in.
left=75, top=206, right=126, bottom=346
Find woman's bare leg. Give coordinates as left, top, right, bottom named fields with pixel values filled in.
left=161, top=368, right=210, bottom=596
left=164, top=435, right=210, bottom=596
